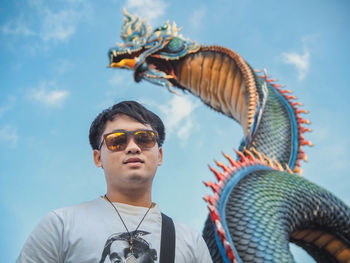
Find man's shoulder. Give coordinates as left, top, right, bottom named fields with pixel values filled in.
left=51, top=197, right=104, bottom=218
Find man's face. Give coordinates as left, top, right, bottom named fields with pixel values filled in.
left=93, top=114, right=163, bottom=193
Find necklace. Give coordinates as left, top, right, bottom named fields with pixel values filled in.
left=104, top=195, right=153, bottom=263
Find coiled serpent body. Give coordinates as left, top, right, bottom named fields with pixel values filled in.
left=108, top=10, right=350, bottom=262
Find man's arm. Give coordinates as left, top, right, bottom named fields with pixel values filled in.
left=16, top=211, right=63, bottom=263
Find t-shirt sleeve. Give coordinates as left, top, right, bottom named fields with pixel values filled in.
left=194, top=233, right=213, bottom=263
left=16, top=211, right=64, bottom=263
left=174, top=221, right=213, bottom=263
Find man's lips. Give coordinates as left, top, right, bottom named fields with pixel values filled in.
left=123, top=157, right=144, bottom=164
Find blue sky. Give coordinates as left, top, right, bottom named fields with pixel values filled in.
left=1, top=0, right=349, bottom=262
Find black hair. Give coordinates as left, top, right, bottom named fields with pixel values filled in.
left=89, top=100, right=165, bottom=150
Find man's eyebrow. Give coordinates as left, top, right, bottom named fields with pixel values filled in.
left=109, top=129, right=153, bottom=133
left=110, top=129, right=127, bottom=133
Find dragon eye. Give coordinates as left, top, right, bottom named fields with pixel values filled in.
left=164, top=37, right=185, bottom=53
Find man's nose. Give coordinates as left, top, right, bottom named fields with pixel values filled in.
left=124, top=136, right=141, bottom=153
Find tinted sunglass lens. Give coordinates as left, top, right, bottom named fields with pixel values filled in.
left=106, top=133, right=127, bottom=151
left=135, top=131, right=156, bottom=148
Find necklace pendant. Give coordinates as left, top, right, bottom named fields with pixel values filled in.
left=125, top=254, right=137, bottom=263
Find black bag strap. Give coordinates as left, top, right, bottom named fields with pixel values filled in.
left=159, top=213, right=176, bottom=263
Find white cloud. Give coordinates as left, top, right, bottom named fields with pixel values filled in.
left=1, top=0, right=91, bottom=44
left=281, top=49, right=310, bottom=80
left=189, top=7, right=206, bottom=29
left=0, top=96, right=16, bottom=118
left=0, top=125, right=18, bottom=147
left=29, top=81, right=69, bottom=107
left=125, top=0, right=168, bottom=24
left=159, top=95, right=199, bottom=142
left=39, top=8, right=77, bottom=42
left=1, top=18, right=35, bottom=36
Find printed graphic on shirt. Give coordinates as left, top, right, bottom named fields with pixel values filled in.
left=99, top=230, right=157, bottom=263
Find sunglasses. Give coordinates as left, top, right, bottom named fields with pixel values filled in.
left=98, top=129, right=158, bottom=151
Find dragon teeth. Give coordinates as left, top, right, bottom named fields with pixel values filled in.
left=112, top=50, right=117, bottom=57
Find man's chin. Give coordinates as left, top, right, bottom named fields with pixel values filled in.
left=123, top=173, right=154, bottom=187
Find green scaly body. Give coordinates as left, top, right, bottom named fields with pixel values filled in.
left=107, top=10, right=350, bottom=262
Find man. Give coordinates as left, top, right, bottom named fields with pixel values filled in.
left=17, top=100, right=212, bottom=263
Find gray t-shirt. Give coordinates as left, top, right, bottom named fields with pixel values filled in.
left=17, top=198, right=212, bottom=263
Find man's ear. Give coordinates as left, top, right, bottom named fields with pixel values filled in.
left=157, top=147, right=163, bottom=166
left=93, top=149, right=103, bottom=168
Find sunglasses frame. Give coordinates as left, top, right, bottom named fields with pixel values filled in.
left=98, top=129, right=158, bottom=151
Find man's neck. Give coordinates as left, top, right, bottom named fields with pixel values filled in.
left=105, top=190, right=153, bottom=208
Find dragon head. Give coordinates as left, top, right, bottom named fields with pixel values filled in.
left=108, top=9, right=200, bottom=91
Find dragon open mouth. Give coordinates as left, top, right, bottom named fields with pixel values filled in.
left=109, top=47, right=179, bottom=85
left=108, top=48, right=144, bottom=69
left=147, top=56, right=177, bottom=77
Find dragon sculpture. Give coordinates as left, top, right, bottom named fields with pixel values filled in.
left=107, top=10, right=350, bottom=263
